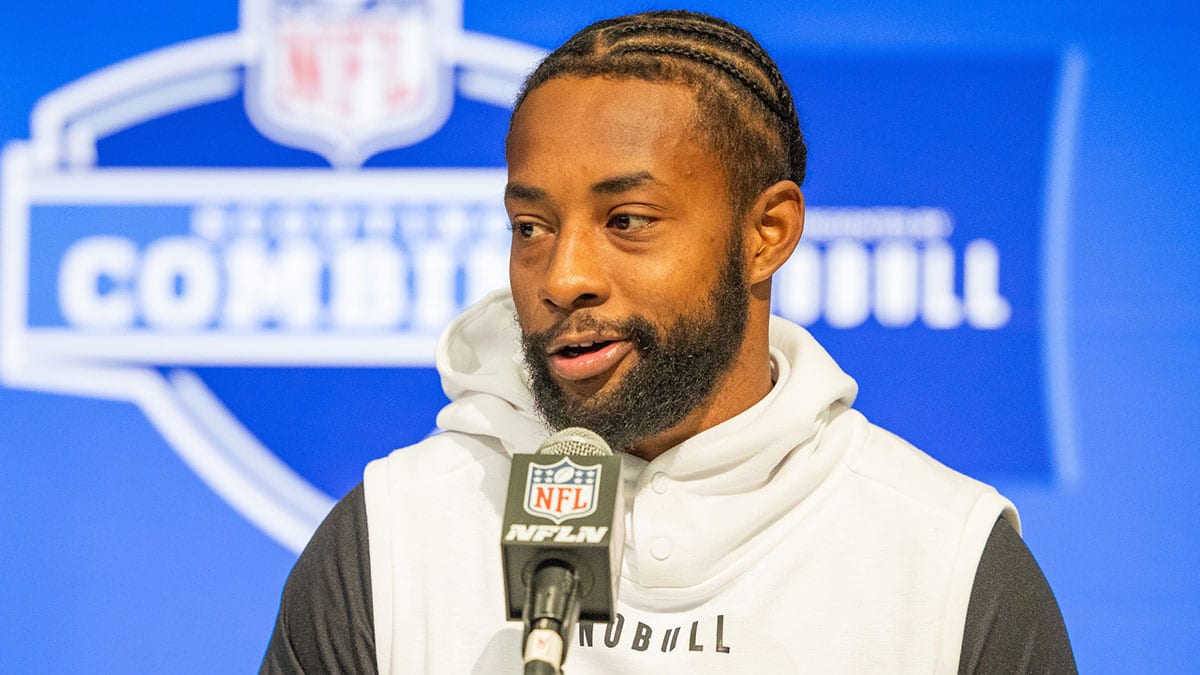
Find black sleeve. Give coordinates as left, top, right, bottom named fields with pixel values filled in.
left=958, top=517, right=1077, bottom=674
left=261, top=483, right=377, bottom=674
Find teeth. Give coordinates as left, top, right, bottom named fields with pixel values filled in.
left=555, top=339, right=610, bottom=356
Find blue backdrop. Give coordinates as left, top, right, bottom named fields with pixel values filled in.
left=1, top=1, right=1197, bottom=672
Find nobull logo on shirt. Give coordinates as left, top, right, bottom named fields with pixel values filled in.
left=0, top=0, right=1081, bottom=554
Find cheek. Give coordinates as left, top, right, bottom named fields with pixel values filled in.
left=616, top=246, right=721, bottom=315
left=508, top=259, right=538, bottom=328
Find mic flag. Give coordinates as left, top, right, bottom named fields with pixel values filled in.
left=501, top=427, right=624, bottom=671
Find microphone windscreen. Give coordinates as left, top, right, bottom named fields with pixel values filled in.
left=536, top=427, right=613, bottom=457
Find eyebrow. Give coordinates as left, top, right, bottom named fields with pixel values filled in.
left=504, top=171, right=659, bottom=202
left=590, top=171, right=657, bottom=195
left=504, top=183, right=547, bottom=202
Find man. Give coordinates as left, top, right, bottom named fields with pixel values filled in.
left=263, top=10, right=1074, bottom=673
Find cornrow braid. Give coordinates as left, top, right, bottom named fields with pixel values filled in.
left=510, top=10, right=807, bottom=215
left=609, top=42, right=791, bottom=126
left=606, top=15, right=777, bottom=88
left=605, top=13, right=806, bottom=140
left=613, top=12, right=807, bottom=179
left=608, top=19, right=760, bottom=62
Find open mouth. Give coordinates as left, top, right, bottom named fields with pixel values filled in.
left=548, top=339, right=634, bottom=381
left=556, top=340, right=614, bottom=358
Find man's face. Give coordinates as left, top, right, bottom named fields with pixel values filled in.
left=505, top=76, right=751, bottom=452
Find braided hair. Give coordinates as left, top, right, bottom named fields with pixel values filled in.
left=510, top=10, right=807, bottom=215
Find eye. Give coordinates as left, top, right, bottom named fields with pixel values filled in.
left=508, top=221, right=548, bottom=239
left=607, top=214, right=655, bottom=231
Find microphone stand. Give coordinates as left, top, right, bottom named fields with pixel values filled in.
left=523, top=562, right=581, bottom=675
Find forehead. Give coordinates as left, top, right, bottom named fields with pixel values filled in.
left=506, top=76, right=723, bottom=190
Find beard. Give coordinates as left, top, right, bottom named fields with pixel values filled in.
left=519, top=231, right=749, bottom=452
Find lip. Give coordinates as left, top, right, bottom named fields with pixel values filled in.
left=548, top=339, right=634, bottom=381
left=545, top=332, right=626, bottom=356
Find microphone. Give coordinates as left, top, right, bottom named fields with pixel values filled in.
left=501, top=427, right=624, bottom=675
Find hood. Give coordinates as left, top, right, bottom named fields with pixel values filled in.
left=434, top=289, right=549, bottom=456
left=435, top=289, right=861, bottom=592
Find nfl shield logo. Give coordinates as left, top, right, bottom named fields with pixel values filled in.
left=524, top=457, right=602, bottom=524
left=243, top=0, right=461, bottom=167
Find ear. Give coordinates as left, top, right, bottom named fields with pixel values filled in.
left=745, top=180, right=804, bottom=285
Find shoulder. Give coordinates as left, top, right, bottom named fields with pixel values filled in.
left=366, top=431, right=511, bottom=485
left=261, top=484, right=377, bottom=674
left=818, top=408, right=1022, bottom=670
left=362, top=431, right=512, bottom=522
left=960, top=518, right=1077, bottom=673
left=832, top=407, right=1019, bottom=532
left=359, top=432, right=515, bottom=673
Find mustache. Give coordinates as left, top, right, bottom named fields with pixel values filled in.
left=520, top=313, right=661, bottom=354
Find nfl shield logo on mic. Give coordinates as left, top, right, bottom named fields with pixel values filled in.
left=524, top=457, right=601, bottom=524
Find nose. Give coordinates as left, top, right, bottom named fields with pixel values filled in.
left=541, top=225, right=609, bottom=312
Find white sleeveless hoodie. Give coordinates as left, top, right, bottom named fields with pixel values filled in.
left=364, top=290, right=1017, bottom=674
